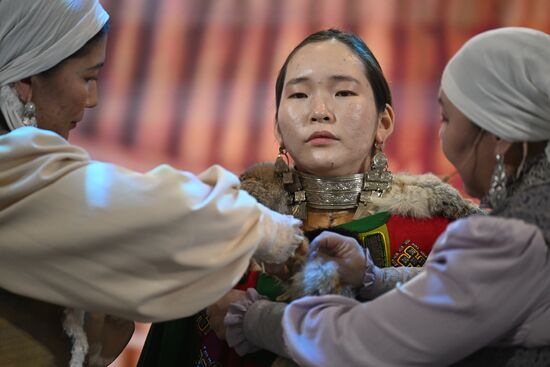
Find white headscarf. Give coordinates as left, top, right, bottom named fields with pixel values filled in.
left=441, top=27, right=550, bottom=162
left=0, top=0, right=109, bottom=131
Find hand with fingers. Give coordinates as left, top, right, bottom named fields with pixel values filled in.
left=308, top=231, right=367, bottom=288
left=206, top=289, right=246, bottom=340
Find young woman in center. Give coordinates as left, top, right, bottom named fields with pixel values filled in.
left=138, top=29, right=479, bottom=367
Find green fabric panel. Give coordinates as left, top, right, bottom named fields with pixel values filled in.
left=137, top=317, right=199, bottom=367
left=336, top=211, right=390, bottom=233
left=256, top=273, right=285, bottom=301
left=138, top=274, right=282, bottom=366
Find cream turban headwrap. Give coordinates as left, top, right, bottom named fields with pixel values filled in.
left=0, top=0, right=109, bottom=131
left=441, top=27, right=550, bottom=162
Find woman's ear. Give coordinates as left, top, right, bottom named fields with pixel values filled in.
left=494, top=137, right=514, bottom=156
left=375, top=103, right=395, bottom=145
left=495, top=137, right=525, bottom=177
left=13, top=78, right=33, bottom=103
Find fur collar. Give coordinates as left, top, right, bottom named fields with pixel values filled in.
left=240, top=163, right=482, bottom=220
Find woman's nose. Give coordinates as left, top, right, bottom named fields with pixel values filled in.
left=309, top=96, right=334, bottom=123
left=86, top=82, right=98, bottom=108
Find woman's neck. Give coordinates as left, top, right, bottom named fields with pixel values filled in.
left=294, top=162, right=370, bottom=178
left=303, top=207, right=356, bottom=231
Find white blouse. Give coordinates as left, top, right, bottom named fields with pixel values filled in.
left=0, top=127, right=301, bottom=322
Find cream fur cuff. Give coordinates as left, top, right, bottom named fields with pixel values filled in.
left=254, top=203, right=303, bottom=264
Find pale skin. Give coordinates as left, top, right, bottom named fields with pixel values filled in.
left=275, top=39, right=394, bottom=177
left=13, top=36, right=107, bottom=139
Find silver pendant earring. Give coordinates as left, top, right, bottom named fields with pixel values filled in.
left=363, top=143, right=392, bottom=197
left=356, top=143, right=393, bottom=218
left=487, top=153, right=507, bottom=209
left=22, top=101, right=37, bottom=127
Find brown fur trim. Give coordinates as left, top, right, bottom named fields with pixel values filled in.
left=240, top=163, right=482, bottom=220
left=241, top=163, right=482, bottom=310
left=239, top=163, right=292, bottom=215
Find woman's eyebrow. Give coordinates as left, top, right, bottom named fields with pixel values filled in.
left=330, top=75, right=360, bottom=84
left=85, top=62, right=105, bottom=71
left=285, top=76, right=310, bottom=87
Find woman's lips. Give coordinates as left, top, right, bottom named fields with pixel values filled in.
left=306, top=131, right=338, bottom=145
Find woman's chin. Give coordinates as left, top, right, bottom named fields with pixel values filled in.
left=295, top=164, right=360, bottom=178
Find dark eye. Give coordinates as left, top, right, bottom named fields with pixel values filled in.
left=289, top=92, right=307, bottom=99
left=335, top=90, right=357, bottom=97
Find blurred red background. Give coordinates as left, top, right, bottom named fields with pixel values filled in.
left=69, top=0, right=550, bottom=365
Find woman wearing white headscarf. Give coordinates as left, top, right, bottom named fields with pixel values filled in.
left=209, top=27, right=550, bottom=367
left=0, top=0, right=303, bottom=366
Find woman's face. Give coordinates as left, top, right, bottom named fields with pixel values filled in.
left=28, top=36, right=107, bottom=139
left=276, top=39, right=393, bottom=177
left=438, top=91, right=496, bottom=199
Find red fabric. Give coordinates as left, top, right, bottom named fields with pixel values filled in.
left=386, top=215, right=450, bottom=265
left=234, top=271, right=259, bottom=291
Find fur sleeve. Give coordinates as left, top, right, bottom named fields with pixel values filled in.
left=240, top=163, right=291, bottom=214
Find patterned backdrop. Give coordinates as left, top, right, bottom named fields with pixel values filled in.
left=71, top=0, right=550, bottom=365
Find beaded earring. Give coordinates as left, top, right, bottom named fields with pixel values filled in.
left=487, top=153, right=507, bottom=209
left=356, top=142, right=393, bottom=218
left=274, top=146, right=294, bottom=185
left=22, top=101, right=37, bottom=127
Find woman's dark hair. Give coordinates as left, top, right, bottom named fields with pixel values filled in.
left=275, top=29, right=392, bottom=120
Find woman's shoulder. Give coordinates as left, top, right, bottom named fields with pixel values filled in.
left=370, top=172, right=483, bottom=220
left=1, top=126, right=70, bottom=146
left=240, top=162, right=278, bottom=182
left=448, top=215, right=542, bottom=241
left=240, top=162, right=289, bottom=213
left=433, top=216, right=549, bottom=277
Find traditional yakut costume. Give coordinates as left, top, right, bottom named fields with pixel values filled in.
left=139, top=159, right=481, bottom=367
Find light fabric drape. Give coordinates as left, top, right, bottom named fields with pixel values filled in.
left=0, top=127, right=301, bottom=322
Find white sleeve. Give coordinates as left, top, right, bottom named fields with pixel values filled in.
left=281, top=216, right=549, bottom=367
left=0, top=128, right=302, bottom=322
